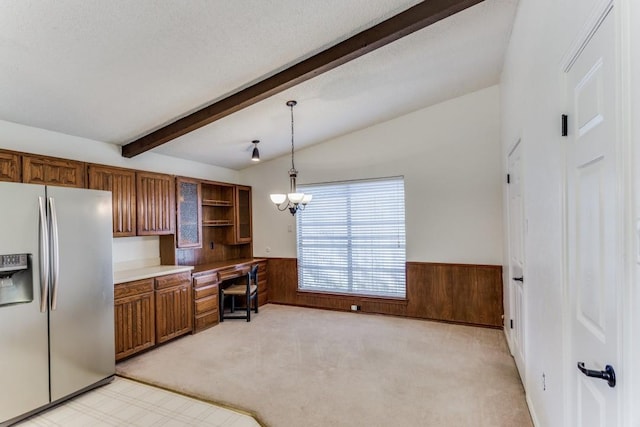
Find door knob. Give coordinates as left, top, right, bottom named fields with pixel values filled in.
left=577, top=362, right=616, bottom=388
left=513, top=276, right=523, bottom=282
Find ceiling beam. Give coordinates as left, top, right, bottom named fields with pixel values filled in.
left=121, top=0, right=484, bottom=158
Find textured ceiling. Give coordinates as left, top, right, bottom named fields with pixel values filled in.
left=0, top=0, right=518, bottom=170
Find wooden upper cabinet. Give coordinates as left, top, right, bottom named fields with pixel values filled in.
left=230, top=185, right=252, bottom=244
left=0, top=151, right=21, bottom=182
left=22, top=154, right=86, bottom=188
left=88, top=165, right=137, bottom=237
left=136, top=171, right=175, bottom=235
left=176, top=177, right=202, bottom=248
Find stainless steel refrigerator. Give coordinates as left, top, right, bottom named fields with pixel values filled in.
left=0, top=182, right=114, bottom=425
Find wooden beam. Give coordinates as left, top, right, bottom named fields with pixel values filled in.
left=122, top=0, right=484, bottom=158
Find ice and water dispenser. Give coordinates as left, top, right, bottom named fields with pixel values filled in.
left=0, top=254, right=33, bottom=307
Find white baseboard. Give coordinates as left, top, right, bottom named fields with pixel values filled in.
left=503, top=327, right=514, bottom=356
left=526, top=394, right=540, bottom=427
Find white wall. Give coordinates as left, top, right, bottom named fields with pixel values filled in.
left=241, top=85, right=503, bottom=265
left=0, top=119, right=239, bottom=182
left=627, top=1, right=640, bottom=425
left=501, top=0, right=639, bottom=425
left=0, top=119, right=239, bottom=267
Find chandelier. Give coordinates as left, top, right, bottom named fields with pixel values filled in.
left=269, top=100, right=312, bottom=215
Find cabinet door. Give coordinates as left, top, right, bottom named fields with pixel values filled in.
left=0, top=151, right=21, bottom=182
left=155, top=284, right=192, bottom=343
left=231, top=185, right=252, bottom=244
left=176, top=177, right=202, bottom=248
left=114, top=292, right=155, bottom=361
left=136, top=171, right=175, bottom=235
left=22, top=154, right=86, bottom=188
left=88, top=165, right=136, bottom=237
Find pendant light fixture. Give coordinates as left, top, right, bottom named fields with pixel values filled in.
left=251, top=140, right=260, bottom=162
left=269, top=100, right=312, bottom=215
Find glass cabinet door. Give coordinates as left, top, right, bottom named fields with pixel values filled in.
left=176, top=178, right=202, bottom=248
left=234, top=185, right=252, bottom=243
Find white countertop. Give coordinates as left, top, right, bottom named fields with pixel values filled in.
left=113, top=265, right=194, bottom=284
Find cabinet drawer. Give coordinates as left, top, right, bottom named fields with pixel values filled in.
left=115, top=278, right=154, bottom=299
left=194, top=311, right=219, bottom=332
left=195, top=295, right=218, bottom=315
left=155, top=272, right=191, bottom=290
left=193, top=272, right=218, bottom=288
left=257, top=261, right=267, bottom=273
left=218, top=266, right=250, bottom=281
left=194, top=283, right=218, bottom=299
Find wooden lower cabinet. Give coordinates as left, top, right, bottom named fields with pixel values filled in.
left=114, top=279, right=155, bottom=361
left=114, top=272, right=193, bottom=360
left=155, top=272, right=193, bottom=343
left=192, top=272, right=219, bottom=333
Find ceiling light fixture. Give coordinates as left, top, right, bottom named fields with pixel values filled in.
left=251, top=140, right=260, bottom=162
left=269, top=100, right=312, bottom=215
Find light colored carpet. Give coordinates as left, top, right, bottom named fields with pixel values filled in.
left=117, top=304, right=532, bottom=427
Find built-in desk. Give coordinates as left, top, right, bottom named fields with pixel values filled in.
left=191, top=258, right=267, bottom=333
left=191, top=258, right=266, bottom=276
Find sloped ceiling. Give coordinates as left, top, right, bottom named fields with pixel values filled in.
left=0, top=0, right=518, bottom=170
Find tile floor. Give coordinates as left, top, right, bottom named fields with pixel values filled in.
left=16, top=377, right=260, bottom=427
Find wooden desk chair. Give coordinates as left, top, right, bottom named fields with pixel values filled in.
left=220, top=264, right=259, bottom=322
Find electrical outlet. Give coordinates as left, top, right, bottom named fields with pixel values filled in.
left=265, top=247, right=271, bottom=254
left=542, top=372, right=546, bottom=391
left=350, top=305, right=360, bottom=311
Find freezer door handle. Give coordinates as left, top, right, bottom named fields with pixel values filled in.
left=48, top=197, right=60, bottom=311
left=38, top=196, right=49, bottom=313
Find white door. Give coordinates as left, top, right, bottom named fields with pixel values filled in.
left=507, top=141, right=525, bottom=378
left=566, top=9, right=621, bottom=426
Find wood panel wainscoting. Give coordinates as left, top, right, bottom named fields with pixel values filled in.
left=267, top=258, right=503, bottom=328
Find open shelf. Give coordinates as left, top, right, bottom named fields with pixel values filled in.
left=202, top=199, right=233, bottom=207
left=203, top=219, right=233, bottom=227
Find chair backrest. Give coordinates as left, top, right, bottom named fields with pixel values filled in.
left=250, top=264, right=259, bottom=286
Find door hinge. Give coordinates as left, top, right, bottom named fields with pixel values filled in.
left=510, top=319, right=514, bottom=329
left=507, top=174, right=511, bottom=184
left=562, top=114, right=568, bottom=136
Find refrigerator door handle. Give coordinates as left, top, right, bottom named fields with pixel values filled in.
left=38, top=196, right=49, bottom=313
left=48, top=197, right=60, bottom=311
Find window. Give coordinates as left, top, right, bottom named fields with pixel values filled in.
left=296, top=177, right=406, bottom=298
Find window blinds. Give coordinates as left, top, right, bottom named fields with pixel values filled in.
left=296, top=177, right=406, bottom=298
